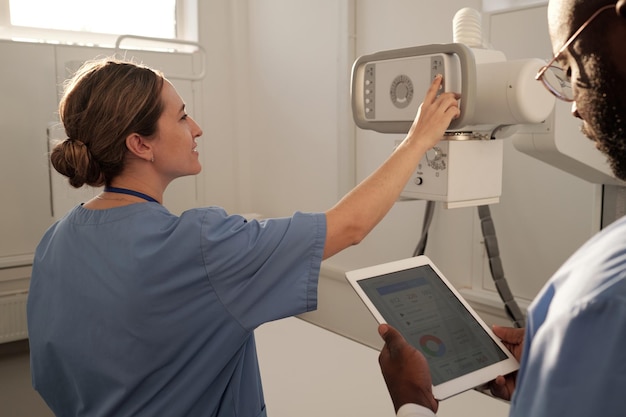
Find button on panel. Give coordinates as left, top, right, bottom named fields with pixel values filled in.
left=364, top=63, right=376, bottom=119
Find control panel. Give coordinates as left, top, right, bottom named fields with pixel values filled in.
left=361, top=54, right=461, bottom=124
left=401, top=139, right=504, bottom=208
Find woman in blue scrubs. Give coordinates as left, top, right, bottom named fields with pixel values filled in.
left=27, top=58, right=459, bottom=417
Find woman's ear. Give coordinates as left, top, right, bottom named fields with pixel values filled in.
left=125, top=133, right=153, bottom=162
left=617, top=0, right=626, bottom=18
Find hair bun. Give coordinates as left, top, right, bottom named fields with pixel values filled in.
left=50, top=138, right=103, bottom=188
left=66, top=137, right=85, bottom=146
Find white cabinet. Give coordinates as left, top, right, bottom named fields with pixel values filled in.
left=0, top=41, right=58, bottom=342
left=0, top=41, right=57, bottom=270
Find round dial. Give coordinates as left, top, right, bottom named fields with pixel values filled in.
left=425, top=146, right=447, bottom=171
left=390, top=74, right=413, bottom=109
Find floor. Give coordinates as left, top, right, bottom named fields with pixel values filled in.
left=0, top=322, right=510, bottom=417
left=0, top=340, right=54, bottom=417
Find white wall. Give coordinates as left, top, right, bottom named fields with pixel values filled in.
left=196, top=0, right=355, bottom=216
left=244, top=0, right=355, bottom=215
left=196, top=1, right=244, bottom=212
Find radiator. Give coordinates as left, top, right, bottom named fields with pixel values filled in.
left=0, top=292, right=29, bottom=343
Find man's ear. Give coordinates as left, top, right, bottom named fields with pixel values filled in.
left=125, top=133, right=153, bottom=162
left=617, top=0, right=626, bottom=18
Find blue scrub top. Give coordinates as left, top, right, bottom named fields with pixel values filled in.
left=27, top=203, right=326, bottom=417
left=509, top=215, right=626, bottom=417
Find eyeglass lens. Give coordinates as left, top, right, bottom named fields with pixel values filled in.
left=541, top=64, right=574, bottom=101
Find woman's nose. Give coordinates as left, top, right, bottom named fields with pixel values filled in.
left=191, top=117, right=203, bottom=138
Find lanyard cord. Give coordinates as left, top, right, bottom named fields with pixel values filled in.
left=103, top=186, right=159, bottom=203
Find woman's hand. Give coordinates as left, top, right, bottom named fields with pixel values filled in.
left=404, top=74, right=461, bottom=151
left=323, top=75, right=460, bottom=260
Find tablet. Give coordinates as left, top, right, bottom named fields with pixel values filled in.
left=346, top=255, right=519, bottom=400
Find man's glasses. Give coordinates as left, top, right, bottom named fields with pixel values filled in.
left=535, top=4, right=615, bottom=102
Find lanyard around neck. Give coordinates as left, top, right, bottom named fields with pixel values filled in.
left=103, top=186, right=159, bottom=203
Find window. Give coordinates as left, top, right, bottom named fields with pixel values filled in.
left=0, top=0, right=198, bottom=51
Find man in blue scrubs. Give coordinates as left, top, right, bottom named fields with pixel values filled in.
left=378, top=1, right=626, bottom=416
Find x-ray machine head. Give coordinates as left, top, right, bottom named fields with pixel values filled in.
left=351, top=8, right=556, bottom=208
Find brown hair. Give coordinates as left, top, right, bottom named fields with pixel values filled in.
left=51, top=58, right=165, bottom=188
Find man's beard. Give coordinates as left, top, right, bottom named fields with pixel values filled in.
left=579, top=59, right=626, bottom=180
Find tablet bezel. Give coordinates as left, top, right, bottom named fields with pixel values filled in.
left=346, top=255, right=519, bottom=400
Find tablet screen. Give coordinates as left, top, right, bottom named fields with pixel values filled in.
left=356, top=264, right=509, bottom=386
